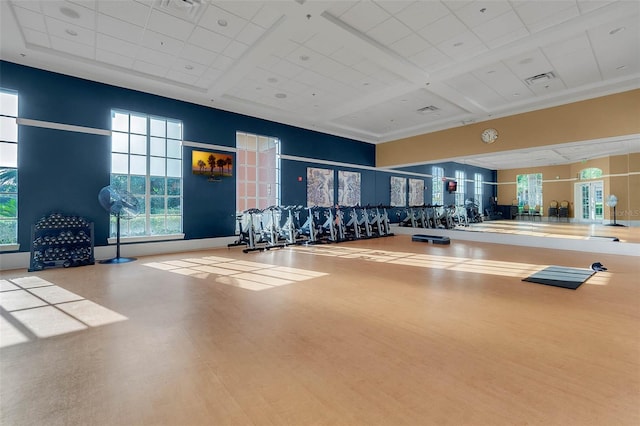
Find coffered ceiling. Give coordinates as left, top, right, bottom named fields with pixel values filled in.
left=1, top=0, right=639, bottom=169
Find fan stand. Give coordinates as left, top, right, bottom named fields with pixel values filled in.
left=605, top=205, right=626, bottom=227
left=100, top=213, right=137, bottom=264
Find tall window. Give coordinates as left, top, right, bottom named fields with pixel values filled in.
left=516, top=173, right=543, bottom=208
left=474, top=173, right=483, bottom=212
left=110, top=110, right=182, bottom=237
left=0, top=90, right=18, bottom=246
left=431, top=166, right=444, bottom=205
left=454, top=170, right=466, bottom=206
left=236, top=132, right=280, bottom=211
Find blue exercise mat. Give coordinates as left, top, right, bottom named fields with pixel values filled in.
left=522, top=266, right=595, bottom=290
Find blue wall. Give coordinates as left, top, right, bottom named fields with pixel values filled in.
left=1, top=61, right=495, bottom=252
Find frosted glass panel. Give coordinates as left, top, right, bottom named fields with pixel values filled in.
left=111, top=132, right=128, bottom=153
left=130, top=154, right=147, bottom=175
left=150, top=156, right=165, bottom=176
left=0, top=116, right=17, bottom=142
left=0, top=92, right=18, bottom=116
left=167, top=121, right=181, bottom=139
left=130, top=114, right=147, bottom=135
left=167, top=158, right=181, bottom=177
left=111, top=153, right=128, bottom=174
left=150, top=118, right=165, bottom=137
left=0, top=142, right=17, bottom=167
left=130, top=134, right=146, bottom=155
left=166, top=139, right=181, bottom=158
left=111, top=112, right=129, bottom=132
left=150, top=137, right=165, bottom=156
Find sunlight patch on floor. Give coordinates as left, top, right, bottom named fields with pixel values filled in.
left=0, top=277, right=128, bottom=349
left=289, top=245, right=607, bottom=283
left=143, top=257, right=327, bottom=291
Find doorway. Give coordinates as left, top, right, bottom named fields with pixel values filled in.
left=574, top=181, right=604, bottom=223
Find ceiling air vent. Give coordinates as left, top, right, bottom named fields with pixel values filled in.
left=525, top=72, right=555, bottom=86
left=416, top=105, right=439, bottom=114
left=158, top=0, right=204, bottom=21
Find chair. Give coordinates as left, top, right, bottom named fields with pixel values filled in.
left=520, top=204, right=530, bottom=220
left=558, top=200, right=569, bottom=222
left=509, top=199, right=519, bottom=219
left=548, top=200, right=559, bottom=221
left=530, top=204, right=542, bottom=221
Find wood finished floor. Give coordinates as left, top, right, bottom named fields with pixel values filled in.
left=1, top=235, right=639, bottom=426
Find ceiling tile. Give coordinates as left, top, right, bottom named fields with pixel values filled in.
left=45, top=16, right=95, bottom=47
left=235, top=22, right=265, bottom=46
left=199, top=4, right=247, bottom=39
left=304, top=33, right=343, bottom=57
left=339, top=1, right=390, bottom=33
left=40, top=0, right=96, bottom=30
left=50, top=35, right=94, bottom=59
left=418, top=13, right=467, bottom=46
left=141, top=30, right=184, bottom=56
left=367, top=17, right=412, bottom=46
left=98, top=0, right=150, bottom=27
left=222, top=40, right=248, bottom=59
left=147, top=9, right=194, bottom=41
left=13, top=5, right=47, bottom=33
left=514, top=1, right=579, bottom=33
left=96, top=33, right=138, bottom=58
left=436, top=31, right=486, bottom=60
left=188, top=26, right=231, bottom=53
left=390, top=33, right=429, bottom=57
left=544, top=34, right=600, bottom=89
left=137, top=46, right=175, bottom=67
left=22, top=27, right=50, bottom=48
left=180, top=43, right=219, bottom=66
left=213, top=1, right=262, bottom=21
left=393, top=1, right=450, bottom=31
left=97, top=14, right=144, bottom=43
left=471, top=10, right=528, bottom=48
left=409, top=46, right=450, bottom=71
left=454, top=0, right=513, bottom=28
left=503, top=49, right=554, bottom=80
left=374, top=0, right=413, bottom=15
left=472, top=62, right=533, bottom=101
left=250, top=4, right=283, bottom=29
left=9, top=0, right=41, bottom=14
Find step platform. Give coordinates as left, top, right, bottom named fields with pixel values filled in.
left=412, top=234, right=451, bottom=245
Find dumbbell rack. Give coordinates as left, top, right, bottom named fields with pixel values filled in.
left=29, top=213, right=95, bottom=272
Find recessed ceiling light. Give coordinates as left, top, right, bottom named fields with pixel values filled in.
left=65, top=29, right=78, bottom=36
left=453, top=42, right=464, bottom=47
left=256, top=87, right=262, bottom=90
left=616, top=65, right=627, bottom=70
left=60, top=7, right=80, bottom=19
left=487, top=70, right=496, bottom=74
left=513, top=92, right=520, bottom=97
left=609, top=27, right=625, bottom=35
left=184, top=65, right=194, bottom=70
left=299, top=55, right=310, bottom=61
left=217, top=19, right=228, bottom=27
left=267, top=77, right=278, bottom=83
left=518, top=57, right=534, bottom=65
left=363, top=82, right=370, bottom=86
left=480, top=7, right=487, bottom=13
left=275, top=93, right=287, bottom=99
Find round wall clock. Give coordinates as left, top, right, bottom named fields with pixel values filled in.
left=481, top=128, right=498, bottom=144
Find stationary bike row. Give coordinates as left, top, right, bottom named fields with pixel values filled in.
left=397, top=205, right=458, bottom=229
left=228, top=205, right=394, bottom=253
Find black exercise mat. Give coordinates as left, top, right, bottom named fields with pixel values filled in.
left=522, top=266, right=595, bottom=290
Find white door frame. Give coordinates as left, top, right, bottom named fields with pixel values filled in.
left=574, top=180, right=604, bottom=223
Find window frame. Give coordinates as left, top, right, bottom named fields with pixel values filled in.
left=0, top=89, right=19, bottom=250
left=431, top=166, right=444, bottom=206
left=109, top=109, right=184, bottom=241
